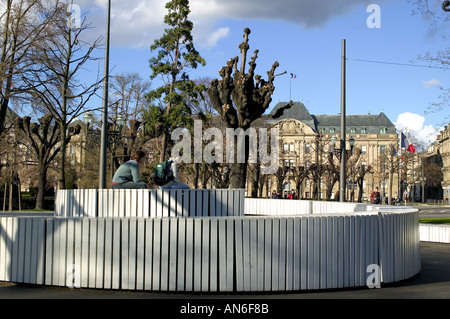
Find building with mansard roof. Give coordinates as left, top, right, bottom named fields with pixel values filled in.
left=249, top=101, right=399, bottom=202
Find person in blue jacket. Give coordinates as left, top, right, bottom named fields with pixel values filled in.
left=112, top=149, right=148, bottom=189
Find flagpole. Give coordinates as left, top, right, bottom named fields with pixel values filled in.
left=289, top=73, right=292, bottom=101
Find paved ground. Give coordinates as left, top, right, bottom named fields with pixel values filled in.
left=0, top=242, right=448, bottom=300
left=0, top=240, right=448, bottom=317
left=415, top=204, right=450, bottom=219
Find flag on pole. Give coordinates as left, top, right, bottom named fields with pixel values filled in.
left=391, top=144, right=397, bottom=156
left=290, top=73, right=296, bottom=78
left=401, top=132, right=415, bottom=153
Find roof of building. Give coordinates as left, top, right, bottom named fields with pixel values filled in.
left=265, top=101, right=317, bottom=131
left=263, top=101, right=396, bottom=135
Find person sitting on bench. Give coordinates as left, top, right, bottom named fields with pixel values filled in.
left=112, top=149, right=148, bottom=189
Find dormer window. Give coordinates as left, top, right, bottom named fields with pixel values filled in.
left=361, top=127, right=367, bottom=134
left=379, top=127, right=387, bottom=134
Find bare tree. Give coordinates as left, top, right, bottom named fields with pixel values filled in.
left=355, top=162, right=373, bottom=203
left=108, top=73, right=151, bottom=170
left=411, top=0, right=449, bottom=122
left=376, top=145, right=403, bottom=204
left=110, top=72, right=151, bottom=123
left=323, top=152, right=339, bottom=200
left=273, top=163, right=289, bottom=197
left=0, top=0, right=59, bottom=134
left=21, top=1, right=103, bottom=189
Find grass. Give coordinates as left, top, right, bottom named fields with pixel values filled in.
left=419, top=218, right=450, bottom=225
left=0, top=208, right=53, bottom=213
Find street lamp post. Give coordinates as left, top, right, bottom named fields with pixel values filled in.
left=99, top=0, right=112, bottom=189
left=83, top=112, right=93, bottom=129
left=330, top=134, right=355, bottom=201
left=84, top=111, right=130, bottom=183
left=340, top=39, right=346, bottom=202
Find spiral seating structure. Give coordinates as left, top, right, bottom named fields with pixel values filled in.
left=0, top=189, right=421, bottom=292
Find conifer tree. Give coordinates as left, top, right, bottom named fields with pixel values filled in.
left=147, top=0, right=205, bottom=162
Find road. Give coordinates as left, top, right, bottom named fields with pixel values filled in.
left=411, top=204, right=450, bottom=219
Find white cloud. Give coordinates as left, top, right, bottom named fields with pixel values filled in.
left=394, top=112, right=440, bottom=147
left=422, top=78, right=441, bottom=88
left=198, top=27, right=230, bottom=49
left=77, top=0, right=380, bottom=48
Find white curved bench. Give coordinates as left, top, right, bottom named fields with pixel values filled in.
left=0, top=195, right=421, bottom=292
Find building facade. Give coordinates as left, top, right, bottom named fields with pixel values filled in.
left=437, top=124, right=450, bottom=202
left=249, top=102, right=399, bottom=202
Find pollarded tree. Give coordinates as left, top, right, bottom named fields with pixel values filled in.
left=207, top=28, right=286, bottom=189
left=15, top=114, right=80, bottom=209
left=147, top=0, right=205, bottom=163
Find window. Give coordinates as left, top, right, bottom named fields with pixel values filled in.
left=361, top=127, right=367, bottom=134
left=289, top=159, right=294, bottom=169
left=350, top=127, right=356, bottom=134
left=289, top=143, right=294, bottom=152
left=283, top=143, right=288, bottom=152
left=380, top=145, right=386, bottom=154
left=379, top=127, right=387, bottom=134
left=361, top=145, right=366, bottom=154
left=329, top=128, right=335, bottom=133
left=305, top=144, right=310, bottom=154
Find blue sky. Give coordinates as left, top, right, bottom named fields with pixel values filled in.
left=76, top=0, right=449, bottom=147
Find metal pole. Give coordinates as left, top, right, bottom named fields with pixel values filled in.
left=99, top=0, right=111, bottom=189
left=422, top=153, right=425, bottom=203
left=340, top=39, right=346, bottom=202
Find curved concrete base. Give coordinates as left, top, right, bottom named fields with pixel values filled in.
left=0, top=196, right=421, bottom=292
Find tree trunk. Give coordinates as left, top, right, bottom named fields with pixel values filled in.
left=251, top=164, right=260, bottom=198
left=58, top=121, right=67, bottom=189
left=357, top=179, right=364, bottom=203
left=388, top=171, right=393, bottom=205
left=230, top=163, right=247, bottom=189
left=326, top=178, right=337, bottom=200
left=35, top=161, right=48, bottom=210
left=0, top=98, right=8, bottom=135
left=159, top=132, right=167, bottom=163
left=296, top=182, right=302, bottom=200
left=194, top=162, right=199, bottom=189
left=229, top=134, right=249, bottom=189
